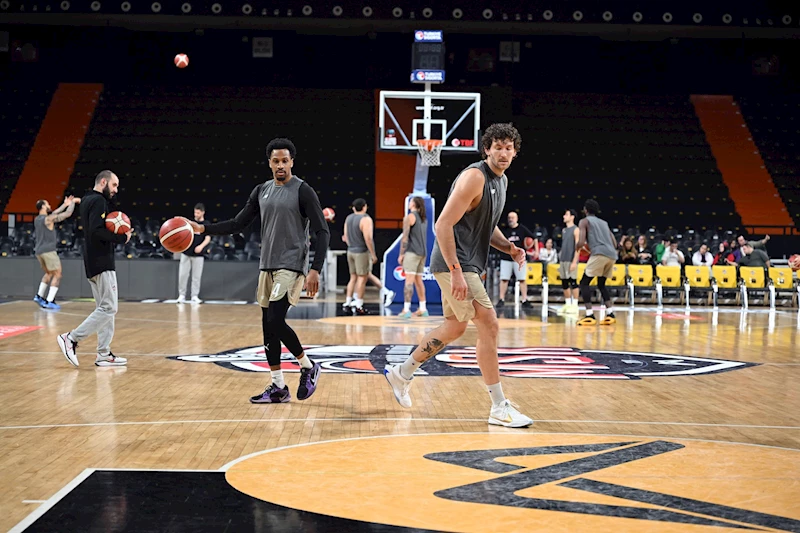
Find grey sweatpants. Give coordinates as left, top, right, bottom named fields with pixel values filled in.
left=178, top=255, right=204, bottom=298
left=71, top=270, right=118, bottom=356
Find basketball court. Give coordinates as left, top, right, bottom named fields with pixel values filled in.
left=2, top=28, right=800, bottom=533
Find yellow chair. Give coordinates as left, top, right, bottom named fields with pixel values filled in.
left=629, top=265, right=654, bottom=288
left=739, top=267, right=766, bottom=290
left=526, top=262, right=543, bottom=286
left=768, top=267, right=794, bottom=290
left=607, top=264, right=627, bottom=286
left=711, top=266, right=738, bottom=289
left=656, top=265, right=682, bottom=288
left=684, top=266, right=711, bottom=289
left=546, top=263, right=561, bottom=285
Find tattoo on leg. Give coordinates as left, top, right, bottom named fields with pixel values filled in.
left=419, top=338, right=445, bottom=362
left=404, top=284, right=414, bottom=302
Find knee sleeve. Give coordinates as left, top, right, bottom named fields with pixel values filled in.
left=561, top=279, right=570, bottom=290
left=597, top=276, right=611, bottom=302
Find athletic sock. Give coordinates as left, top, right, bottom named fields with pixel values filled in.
left=487, top=382, right=506, bottom=407
left=47, top=286, right=59, bottom=303
left=297, top=353, right=313, bottom=369
left=418, top=301, right=426, bottom=311
left=344, top=296, right=353, bottom=306
left=585, top=309, right=594, bottom=316
left=606, top=307, right=614, bottom=316
left=38, top=282, right=48, bottom=298
left=566, top=296, right=572, bottom=305
left=271, top=370, right=285, bottom=389
left=354, top=298, right=364, bottom=308
left=403, top=302, right=411, bottom=312
left=398, top=356, right=422, bottom=380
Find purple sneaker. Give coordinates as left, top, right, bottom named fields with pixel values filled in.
left=250, top=384, right=291, bottom=404
left=297, top=362, right=321, bottom=401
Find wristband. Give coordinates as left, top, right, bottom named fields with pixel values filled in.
left=448, top=263, right=461, bottom=272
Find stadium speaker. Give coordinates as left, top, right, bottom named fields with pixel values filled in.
left=482, top=8, right=493, bottom=19
left=662, top=12, right=672, bottom=23
left=692, top=13, right=702, bottom=23
left=211, top=2, right=222, bottom=13
left=332, top=5, right=342, bottom=16
left=602, top=11, right=612, bottom=21
left=722, top=13, right=732, bottom=24
left=120, top=1, right=130, bottom=11
left=242, top=3, right=252, bottom=14
left=362, top=6, right=372, bottom=17
left=90, top=1, right=101, bottom=11
left=422, top=7, right=432, bottom=18
left=302, top=5, right=312, bottom=15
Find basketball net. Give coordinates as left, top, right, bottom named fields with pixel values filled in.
left=416, top=139, right=443, bottom=167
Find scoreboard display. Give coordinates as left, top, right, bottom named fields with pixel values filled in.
left=411, top=30, right=445, bottom=84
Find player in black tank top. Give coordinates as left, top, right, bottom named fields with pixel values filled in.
left=383, top=123, right=534, bottom=428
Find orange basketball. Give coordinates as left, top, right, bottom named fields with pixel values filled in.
left=174, top=53, right=189, bottom=68
left=789, top=254, right=800, bottom=272
left=523, top=237, right=535, bottom=250
left=105, top=211, right=131, bottom=234
left=323, top=207, right=335, bottom=222
left=159, top=217, right=194, bottom=253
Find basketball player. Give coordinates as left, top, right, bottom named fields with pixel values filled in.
left=576, top=199, right=617, bottom=326
left=342, top=198, right=377, bottom=315
left=57, top=171, right=131, bottom=367
left=33, top=195, right=79, bottom=310
left=383, top=123, right=533, bottom=428
left=188, top=138, right=329, bottom=404
left=398, top=196, right=428, bottom=318
left=176, top=203, right=211, bottom=304
left=557, top=208, right=580, bottom=315
left=497, top=211, right=534, bottom=309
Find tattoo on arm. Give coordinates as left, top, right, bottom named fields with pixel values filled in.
left=418, top=338, right=445, bottom=363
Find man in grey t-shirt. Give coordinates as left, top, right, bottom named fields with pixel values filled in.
left=33, top=195, right=79, bottom=310
left=189, top=138, right=330, bottom=405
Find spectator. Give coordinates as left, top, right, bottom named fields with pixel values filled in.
left=635, top=235, right=653, bottom=265
left=539, top=238, right=558, bottom=265
left=713, top=242, right=731, bottom=265
left=692, top=243, right=714, bottom=266
left=661, top=239, right=685, bottom=267
left=737, top=244, right=770, bottom=268
left=737, top=234, right=770, bottom=251
left=654, top=236, right=669, bottom=264
left=618, top=236, right=638, bottom=264
left=728, top=239, right=742, bottom=264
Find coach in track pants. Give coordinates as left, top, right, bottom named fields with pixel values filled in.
left=57, top=171, right=130, bottom=367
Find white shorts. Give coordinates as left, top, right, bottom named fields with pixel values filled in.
left=500, top=260, right=527, bottom=282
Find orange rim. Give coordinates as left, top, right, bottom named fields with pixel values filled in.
left=417, top=140, right=443, bottom=151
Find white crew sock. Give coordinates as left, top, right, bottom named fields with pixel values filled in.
left=606, top=307, right=614, bottom=315
left=487, top=382, right=506, bottom=407
left=399, top=356, right=422, bottom=380
left=47, top=286, right=59, bottom=303
left=586, top=309, right=594, bottom=317
left=271, top=370, right=285, bottom=389
left=418, top=301, right=427, bottom=311
left=403, top=302, right=411, bottom=312
left=354, top=298, right=364, bottom=308
left=344, top=296, right=353, bottom=305
left=38, top=283, right=48, bottom=298
left=297, top=353, right=313, bottom=369
left=566, top=296, right=572, bottom=305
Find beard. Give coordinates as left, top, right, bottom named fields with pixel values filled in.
left=102, top=184, right=114, bottom=200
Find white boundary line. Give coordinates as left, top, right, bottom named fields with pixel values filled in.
left=0, top=418, right=797, bottom=432
left=8, top=468, right=95, bottom=533
left=219, top=430, right=800, bottom=471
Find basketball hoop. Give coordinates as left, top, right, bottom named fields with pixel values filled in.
left=416, top=139, right=443, bottom=166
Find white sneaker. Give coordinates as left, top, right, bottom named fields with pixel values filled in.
left=488, top=399, right=534, bottom=428
left=57, top=332, right=79, bottom=367
left=176, top=296, right=186, bottom=304
left=383, top=365, right=413, bottom=408
left=568, top=303, right=581, bottom=314
left=383, top=290, right=396, bottom=307
left=557, top=304, right=569, bottom=315
left=95, top=353, right=127, bottom=367
left=190, top=296, right=202, bottom=304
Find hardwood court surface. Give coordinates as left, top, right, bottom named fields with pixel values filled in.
left=0, top=299, right=798, bottom=532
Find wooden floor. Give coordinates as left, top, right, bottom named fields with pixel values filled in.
left=0, top=298, right=799, bottom=532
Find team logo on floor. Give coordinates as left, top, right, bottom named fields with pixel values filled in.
left=169, top=344, right=755, bottom=379
left=225, top=433, right=800, bottom=531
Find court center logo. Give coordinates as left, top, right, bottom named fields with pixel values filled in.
left=170, top=344, right=756, bottom=378
left=225, top=433, right=800, bottom=532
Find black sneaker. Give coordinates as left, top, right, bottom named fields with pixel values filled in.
left=355, top=306, right=370, bottom=315
left=521, top=300, right=534, bottom=309
left=496, top=299, right=505, bottom=309
left=250, top=384, right=291, bottom=404
left=297, top=362, right=321, bottom=400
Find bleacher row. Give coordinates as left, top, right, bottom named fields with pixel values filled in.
left=513, top=262, right=798, bottom=308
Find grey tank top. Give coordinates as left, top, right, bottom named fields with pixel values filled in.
left=34, top=215, right=57, bottom=255
left=406, top=211, right=427, bottom=257
left=259, top=177, right=310, bottom=274
left=559, top=225, right=577, bottom=262
left=585, top=215, right=617, bottom=259
left=345, top=213, right=368, bottom=253
left=430, top=161, right=507, bottom=275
